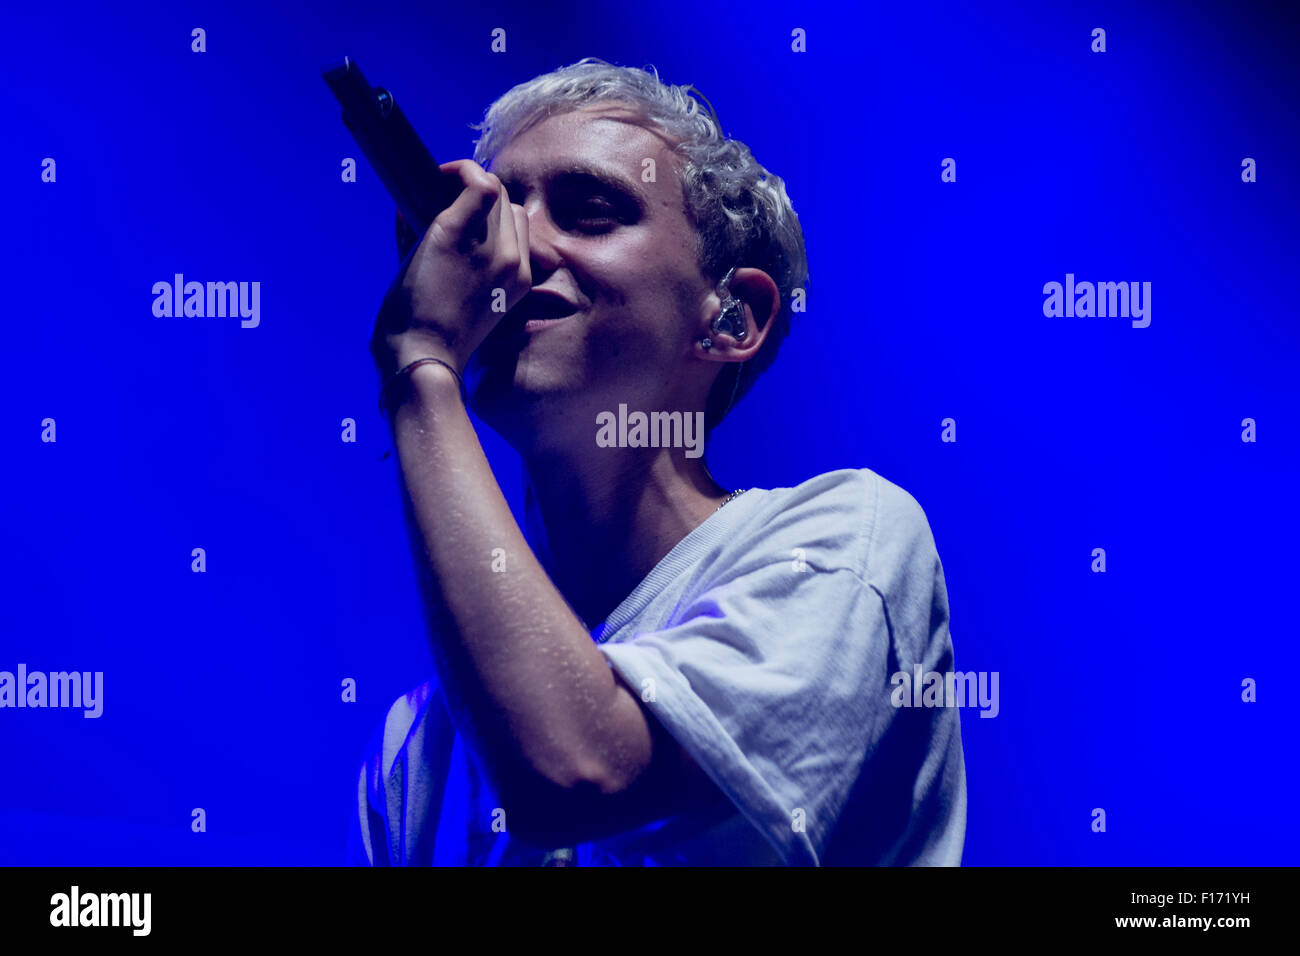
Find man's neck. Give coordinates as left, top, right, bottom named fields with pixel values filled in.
left=522, top=446, right=728, bottom=627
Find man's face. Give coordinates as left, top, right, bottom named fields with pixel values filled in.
left=466, top=103, right=715, bottom=452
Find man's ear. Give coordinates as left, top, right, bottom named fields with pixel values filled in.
left=729, top=268, right=781, bottom=350
left=395, top=209, right=419, bottom=262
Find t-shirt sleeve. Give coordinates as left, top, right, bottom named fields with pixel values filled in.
left=347, top=709, right=394, bottom=866
left=347, top=763, right=382, bottom=866
left=595, top=478, right=957, bottom=865
left=346, top=682, right=437, bottom=866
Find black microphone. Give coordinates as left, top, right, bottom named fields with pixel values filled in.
left=322, top=57, right=464, bottom=259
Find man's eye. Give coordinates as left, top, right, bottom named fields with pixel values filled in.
left=577, top=199, right=617, bottom=222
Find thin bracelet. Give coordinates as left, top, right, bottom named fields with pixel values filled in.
left=378, top=356, right=466, bottom=419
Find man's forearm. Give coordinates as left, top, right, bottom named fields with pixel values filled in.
left=387, top=360, right=656, bottom=812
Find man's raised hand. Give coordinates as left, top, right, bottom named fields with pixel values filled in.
left=371, top=158, right=531, bottom=380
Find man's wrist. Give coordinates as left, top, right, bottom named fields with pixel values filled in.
left=406, top=359, right=465, bottom=402
left=392, top=336, right=461, bottom=375
left=381, top=356, right=466, bottom=422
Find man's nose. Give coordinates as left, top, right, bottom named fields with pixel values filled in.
left=521, top=202, right=565, bottom=275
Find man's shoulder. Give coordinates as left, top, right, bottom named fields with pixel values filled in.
left=739, top=467, right=938, bottom=581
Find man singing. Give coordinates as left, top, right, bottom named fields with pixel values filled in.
left=349, top=57, right=966, bottom=865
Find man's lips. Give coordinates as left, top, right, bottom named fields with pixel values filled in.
left=479, top=291, right=582, bottom=359
left=503, top=289, right=581, bottom=335
left=515, top=289, right=579, bottom=321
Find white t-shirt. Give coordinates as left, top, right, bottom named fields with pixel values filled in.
left=348, top=467, right=967, bottom=865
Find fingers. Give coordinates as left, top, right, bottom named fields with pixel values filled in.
left=494, top=181, right=532, bottom=304
left=510, top=201, right=531, bottom=293
left=374, top=159, right=535, bottom=373
left=434, top=160, right=530, bottom=295
left=494, top=179, right=517, bottom=269
left=434, top=160, right=504, bottom=255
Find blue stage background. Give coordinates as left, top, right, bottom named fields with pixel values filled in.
left=2, top=0, right=1296, bottom=864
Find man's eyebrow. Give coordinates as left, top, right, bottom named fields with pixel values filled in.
left=498, top=163, right=648, bottom=206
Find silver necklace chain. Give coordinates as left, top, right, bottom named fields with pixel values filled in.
left=716, top=488, right=749, bottom=512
